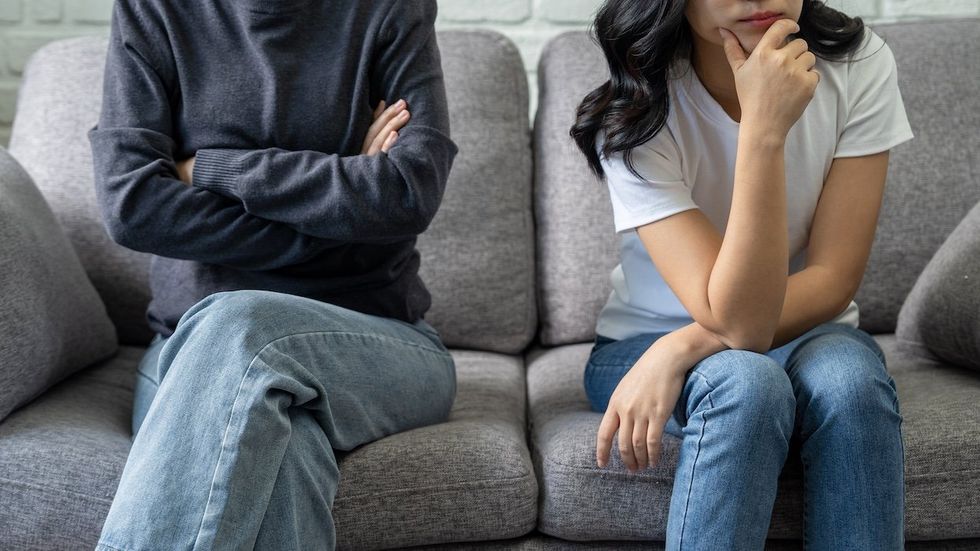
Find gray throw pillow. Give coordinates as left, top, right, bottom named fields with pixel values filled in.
left=896, top=200, right=980, bottom=371
left=0, top=147, right=118, bottom=422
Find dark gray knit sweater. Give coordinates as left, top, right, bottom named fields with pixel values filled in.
left=88, top=0, right=457, bottom=337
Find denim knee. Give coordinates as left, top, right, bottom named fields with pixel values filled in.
left=175, top=290, right=301, bottom=340
left=688, top=349, right=796, bottom=429
left=790, top=331, right=899, bottom=421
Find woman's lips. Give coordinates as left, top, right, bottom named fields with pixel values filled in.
left=739, top=12, right=784, bottom=28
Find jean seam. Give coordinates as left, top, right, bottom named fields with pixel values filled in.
left=677, top=389, right=714, bottom=549
left=134, top=368, right=157, bottom=386
left=193, top=350, right=264, bottom=548
left=96, top=542, right=128, bottom=551
left=802, top=453, right=810, bottom=550
left=893, top=390, right=906, bottom=545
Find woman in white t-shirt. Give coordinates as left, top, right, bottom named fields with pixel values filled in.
left=571, top=0, right=912, bottom=547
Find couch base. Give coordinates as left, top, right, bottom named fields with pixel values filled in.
left=406, top=531, right=980, bottom=550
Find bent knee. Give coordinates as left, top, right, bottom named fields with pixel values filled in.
left=793, top=334, right=897, bottom=413
left=694, top=349, right=795, bottom=414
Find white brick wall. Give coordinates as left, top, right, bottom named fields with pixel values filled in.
left=0, top=0, right=977, bottom=147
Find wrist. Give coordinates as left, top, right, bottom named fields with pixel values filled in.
left=662, top=323, right=730, bottom=366
left=738, top=121, right=788, bottom=149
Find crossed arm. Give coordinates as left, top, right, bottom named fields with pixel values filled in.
left=594, top=150, right=890, bottom=472
left=89, top=0, right=453, bottom=270
left=644, top=150, right=890, bottom=368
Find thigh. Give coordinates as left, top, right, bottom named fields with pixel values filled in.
left=765, top=321, right=887, bottom=372
left=769, top=322, right=897, bottom=440
left=153, top=289, right=457, bottom=450
left=131, top=333, right=167, bottom=439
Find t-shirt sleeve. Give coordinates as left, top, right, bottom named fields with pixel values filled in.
left=833, top=30, right=914, bottom=158
left=599, top=127, right=698, bottom=234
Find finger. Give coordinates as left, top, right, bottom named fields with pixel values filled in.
left=364, top=100, right=406, bottom=148
left=797, top=50, right=817, bottom=70
left=372, top=100, right=386, bottom=120
left=370, top=109, right=411, bottom=152
left=380, top=130, right=398, bottom=153
left=647, top=422, right=664, bottom=469
left=781, top=37, right=809, bottom=58
left=596, top=409, right=620, bottom=468
left=632, top=418, right=649, bottom=471
left=718, top=27, right=747, bottom=72
left=757, top=18, right=800, bottom=52
left=618, top=415, right=636, bottom=471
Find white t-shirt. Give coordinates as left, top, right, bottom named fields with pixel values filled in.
left=595, top=28, right=914, bottom=341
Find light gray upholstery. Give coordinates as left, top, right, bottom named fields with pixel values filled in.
left=0, top=147, right=117, bottom=422
left=409, top=535, right=980, bottom=550
left=896, top=199, right=980, bottom=371
left=0, top=348, right=536, bottom=550
left=7, top=37, right=151, bottom=346
left=532, top=31, right=617, bottom=347
left=8, top=30, right=537, bottom=354
left=856, top=21, right=980, bottom=334
left=533, top=20, right=980, bottom=346
left=526, top=334, right=980, bottom=542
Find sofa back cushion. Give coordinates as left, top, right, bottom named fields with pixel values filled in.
left=8, top=30, right=535, bottom=354
left=0, top=147, right=118, bottom=422
left=534, top=19, right=980, bottom=345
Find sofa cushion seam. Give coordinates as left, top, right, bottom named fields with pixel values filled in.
left=333, top=471, right=536, bottom=503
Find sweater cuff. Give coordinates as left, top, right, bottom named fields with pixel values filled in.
left=192, top=149, right=245, bottom=199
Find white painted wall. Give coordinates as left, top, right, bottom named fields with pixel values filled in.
left=0, top=0, right=977, bottom=146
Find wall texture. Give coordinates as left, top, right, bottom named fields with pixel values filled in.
left=0, top=0, right=977, bottom=147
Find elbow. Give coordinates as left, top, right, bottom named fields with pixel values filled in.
left=724, top=330, right=775, bottom=353
left=701, top=315, right=776, bottom=353
left=101, top=209, right=149, bottom=253
left=395, top=186, right=443, bottom=238
left=103, top=217, right=136, bottom=250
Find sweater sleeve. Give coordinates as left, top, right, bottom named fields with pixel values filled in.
left=88, top=0, right=335, bottom=271
left=189, top=0, right=458, bottom=243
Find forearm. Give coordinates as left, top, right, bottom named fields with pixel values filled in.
left=769, top=265, right=849, bottom=348
left=90, top=128, right=334, bottom=271
left=665, top=265, right=848, bottom=364
left=192, top=130, right=456, bottom=243
left=706, top=128, right=788, bottom=348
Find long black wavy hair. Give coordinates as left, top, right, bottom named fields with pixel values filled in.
left=571, top=0, right=869, bottom=179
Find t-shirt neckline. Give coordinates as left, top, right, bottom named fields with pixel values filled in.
left=674, top=58, right=741, bottom=128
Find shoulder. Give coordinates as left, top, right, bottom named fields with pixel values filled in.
left=110, top=0, right=174, bottom=70
left=597, top=123, right=683, bottom=184
left=374, top=0, right=438, bottom=34
left=843, top=27, right=897, bottom=76
left=814, top=27, right=897, bottom=86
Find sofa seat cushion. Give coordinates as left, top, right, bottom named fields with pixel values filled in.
left=0, top=348, right=536, bottom=550
left=526, top=334, right=980, bottom=542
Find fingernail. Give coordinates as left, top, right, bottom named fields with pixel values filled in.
left=398, top=99, right=406, bottom=107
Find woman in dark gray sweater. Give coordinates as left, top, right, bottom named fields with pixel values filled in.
left=89, top=1, right=458, bottom=549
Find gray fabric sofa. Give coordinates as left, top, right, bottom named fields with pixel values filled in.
left=1, top=19, right=978, bottom=550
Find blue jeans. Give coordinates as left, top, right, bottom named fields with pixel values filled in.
left=584, top=322, right=905, bottom=550
left=96, top=290, right=457, bottom=551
